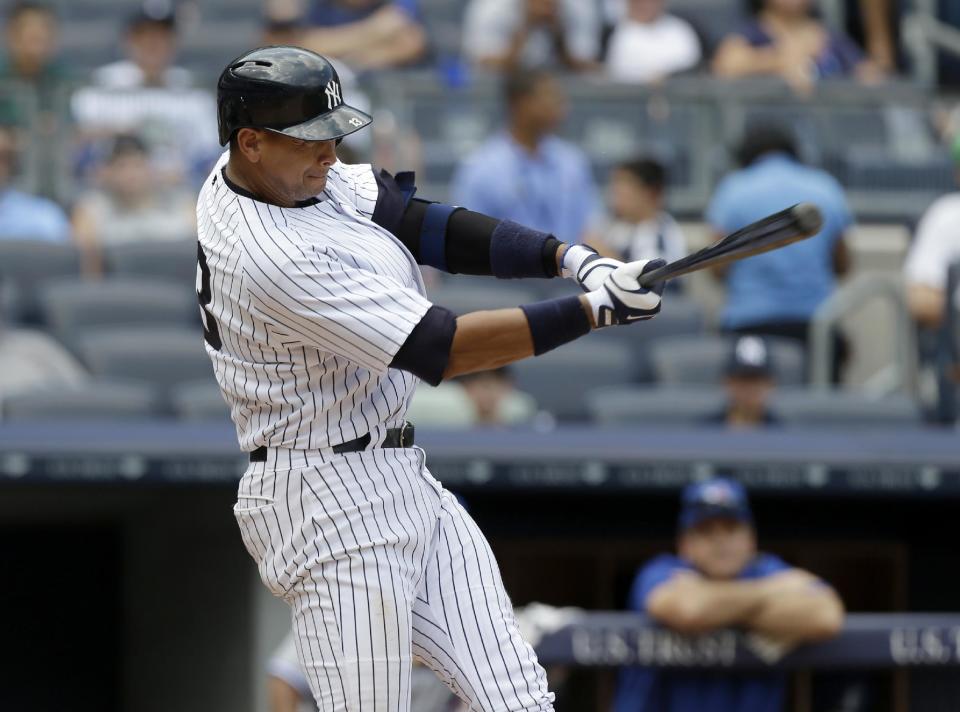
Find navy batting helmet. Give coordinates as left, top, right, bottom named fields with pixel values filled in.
left=216, top=46, right=372, bottom=146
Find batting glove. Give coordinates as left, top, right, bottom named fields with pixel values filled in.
left=561, top=244, right=623, bottom=292
left=583, top=258, right=666, bottom=327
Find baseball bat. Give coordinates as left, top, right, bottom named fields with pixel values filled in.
left=636, top=203, right=824, bottom=288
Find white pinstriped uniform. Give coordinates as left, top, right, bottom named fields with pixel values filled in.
left=197, top=151, right=554, bottom=711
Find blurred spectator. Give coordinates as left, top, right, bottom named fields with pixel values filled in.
left=407, top=367, right=537, bottom=427
left=903, top=134, right=960, bottom=330
left=0, top=1, right=71, bottom=200
left=70, top=1, right=219, bottom=188
left=593, top=157, right=687, bottom=267
left=706, top=123, right=852, bottom=381
left=613, top=477, right=844, bottom=712
left=712, top=0, right=881, bottom=94
left=0, top=288, right=88, bottom=406
left=463, top=0, right=600, bottom=73
left=845, top=0, right=898, bottom=73
left=72, top=134, right=195, bottom=273
left=0, top=1, right=69, bottom=112
left=451, top=69, right=600, bottom=245
left=0, top=123, right=70, bottom=242
left=705, top=336, right=781, bottom=428
left=290, top=0, right=427, bottom=71
left=604, top=0, right=701, bottom=83
left=267, top=630, right=464, bottom=712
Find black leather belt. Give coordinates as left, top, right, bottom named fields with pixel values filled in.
left=249, top=422, right=415, bottom=462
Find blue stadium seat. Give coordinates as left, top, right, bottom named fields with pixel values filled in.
left=76, top=326, right=213, bottom=396
left=771, top=388, right=922, bottom=428
left=427, top=278, right=539, bottom=315
left=103, top=240, right=197, bottom=286
left=38, top=278, right=198, bottom=353
left=512, top=339, right=635, bottom=421
left=2, top=380, right=157, bottom=421
left=171, top=380, right=230, bottom=422
left=0, top=240, right=81, bottom=323
left=650, top=334, right=806, bottom=385
left=586, top=385, right=726, bottom=425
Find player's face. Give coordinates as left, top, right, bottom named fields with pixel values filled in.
left=679, top=518, right=757, bottom=579
left=260, top=132, right=338, bottom=202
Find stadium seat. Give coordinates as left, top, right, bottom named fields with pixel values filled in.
left=427, top=278, right=539, bottom=315
left=512, top=340, right=635, bottom=421
left=586, top=385, right=726, bottom=425
left=103, top=240, right=198, bottom=286
left=170, top=380, right=231, bottom=422
left=0, top=240, right=81, bottom=323
left=76, top=326, right=214, bottom=396
left=650, top=334, right=805, bottom=386
left=38, top=278, right=198, bottom=353
left=771, top=388, right=922, bottom=428
left=2, top=381, right=157, bottom=421
left=591, top=296, right=706, bottom=381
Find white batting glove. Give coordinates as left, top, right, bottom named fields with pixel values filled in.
left=583, top=258, right=666, bottom=327
left=561, top=244, right=623, bottom=292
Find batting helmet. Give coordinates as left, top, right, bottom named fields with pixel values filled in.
left=216, top=46, right=372, bottom=147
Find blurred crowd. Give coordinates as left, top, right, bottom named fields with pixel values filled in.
left=1, top=0, right=960, bottom=425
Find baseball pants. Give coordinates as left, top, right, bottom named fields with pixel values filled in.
left=234, top=446, right=555, bottom=712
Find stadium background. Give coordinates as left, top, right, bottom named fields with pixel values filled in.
left=2, top=0, right=960, bottom=710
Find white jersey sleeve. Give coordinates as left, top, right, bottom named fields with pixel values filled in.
left=326, top=162, right=381, bottom=218
left=239, top=202, right=432, bottom=375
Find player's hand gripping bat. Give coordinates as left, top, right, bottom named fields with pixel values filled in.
left=635, top=203, right=824, bottom=289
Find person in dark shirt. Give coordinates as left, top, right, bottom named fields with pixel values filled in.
left=705, top=335, right=781, bottom=428
left=712, top=0, right=882, bottom=93
left=613, top=477, right=845, bottom=712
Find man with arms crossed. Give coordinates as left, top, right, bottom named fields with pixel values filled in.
left=613, top=478, right=845, bottom=712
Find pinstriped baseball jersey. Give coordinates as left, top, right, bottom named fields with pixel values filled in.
left=196, top=151, right=431, bottom=451
left=208, top=148, right=555, bottom=712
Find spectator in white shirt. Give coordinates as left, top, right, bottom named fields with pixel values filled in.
left=593, top=157, right=687, bottom=273
left=904, top=137, right=960, bottom=329
left=605, top=0, right=702, bottom=83
left=463, top=0, right=600, bottom=72
left=70, top=1, right=219, bottom=188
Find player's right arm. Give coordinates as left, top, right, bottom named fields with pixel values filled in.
left=243, top=223, right=663, bottom=385
left=441, top=259, right=665, bottom=378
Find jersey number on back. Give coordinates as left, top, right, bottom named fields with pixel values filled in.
left=197, top=243, right=222, bottom=351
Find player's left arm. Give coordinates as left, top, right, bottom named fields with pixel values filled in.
left=369, top=169, right=621, bottom=293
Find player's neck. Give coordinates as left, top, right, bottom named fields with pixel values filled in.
left=225, top=159, right=296, bottom=208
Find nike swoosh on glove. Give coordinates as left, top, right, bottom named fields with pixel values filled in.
left=584, top=258, right=666, bottom=327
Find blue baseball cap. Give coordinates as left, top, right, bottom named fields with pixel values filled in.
left=678, top=477, right=753, bottom=532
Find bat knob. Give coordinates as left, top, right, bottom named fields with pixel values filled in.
left=792, top=203, right=824, bottom=236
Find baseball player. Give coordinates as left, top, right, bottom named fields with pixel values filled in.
left=198, top=46, right=666, bottom=711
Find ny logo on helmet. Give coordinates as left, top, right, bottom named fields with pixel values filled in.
left=325, top=80, right=342, bottom=111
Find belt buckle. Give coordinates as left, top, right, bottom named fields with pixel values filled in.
left=399, top=421, right=414, bottom=448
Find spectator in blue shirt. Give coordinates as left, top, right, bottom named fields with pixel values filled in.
left=706, top=123, right=852, bottom=381
left=290, top=0, right=427, bottom=71
left=613, top=478, right=844, bottom=712
left=0, top=123, right=70, bottom=242
left=712, top=0, right=882, bottom=94
left=451, top=69, right=600, bottom=245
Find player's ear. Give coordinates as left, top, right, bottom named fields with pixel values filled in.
left=235, top=128, right=263, bottom=163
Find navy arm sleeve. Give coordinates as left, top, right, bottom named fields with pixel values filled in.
left=370, top=169, right=562, bottom=278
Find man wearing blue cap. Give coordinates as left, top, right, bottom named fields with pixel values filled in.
left=613, top=478, right=844, bottom=712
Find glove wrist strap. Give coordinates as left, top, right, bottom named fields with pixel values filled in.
left=584, top=289, right=615, bottom=328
